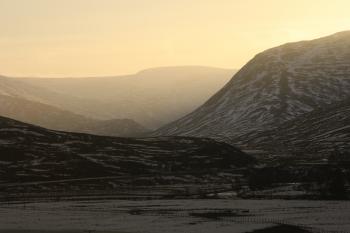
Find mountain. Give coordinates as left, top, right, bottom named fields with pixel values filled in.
left=19, top=66, right=235, bottom=128
left=0, top=75, right=111, bottom=120
left=0, top=94, right=148, bottom=137
left=0, top=116, right=253, bottom=192
left=244, top=100, right=350, bottom=158
left=153, top=31, right=350, bottom=146
left=0, top=66, right=234, bottom=136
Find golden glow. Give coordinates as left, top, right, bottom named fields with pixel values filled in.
left=0, top=0, right=349, bottom=77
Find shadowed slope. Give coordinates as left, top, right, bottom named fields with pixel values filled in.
left=0, top=116, right=254, bottom=191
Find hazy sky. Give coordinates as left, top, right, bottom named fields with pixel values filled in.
left=0, top=0, right=349, bottom=77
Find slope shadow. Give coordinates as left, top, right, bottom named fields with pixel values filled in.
left=249, top=224, right=311, bottom=233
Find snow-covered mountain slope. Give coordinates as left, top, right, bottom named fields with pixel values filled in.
left=19, top=66, right=235, bottom=128
left=0, top=116, right=253, bottom=190
left=153, top=31, right=350, bottom=145
left=244, top=100, right=350, bottom=158
left=0, top=94, right=148, bottom=137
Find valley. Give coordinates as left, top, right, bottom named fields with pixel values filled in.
left=1, top=31, right=350, bottom=232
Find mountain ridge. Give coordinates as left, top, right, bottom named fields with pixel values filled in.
left=152, top=31, right=350, bottom=147
left=0, top=94, right=148, bottom=137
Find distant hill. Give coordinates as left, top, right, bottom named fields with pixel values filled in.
left=0, top=75, right=109, bottom=120
left=0, top=94, right=148, bottom=137
left=19, top=66, right=235, bottom=128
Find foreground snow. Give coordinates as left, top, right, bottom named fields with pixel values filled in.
left=0, top=199, right=349, bottom=233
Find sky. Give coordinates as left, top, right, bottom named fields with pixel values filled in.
left=0, top=0, right=350, bottom=77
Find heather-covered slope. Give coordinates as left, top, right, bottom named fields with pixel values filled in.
left=245, top=100, right=350, bottom=158
left=0, top=116, right=253, bottom=191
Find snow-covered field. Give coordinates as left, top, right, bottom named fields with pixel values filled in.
left=0, top=199, right=349, bottom=233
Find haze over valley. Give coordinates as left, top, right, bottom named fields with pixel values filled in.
left=0, top=66, right=234, bottom=136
